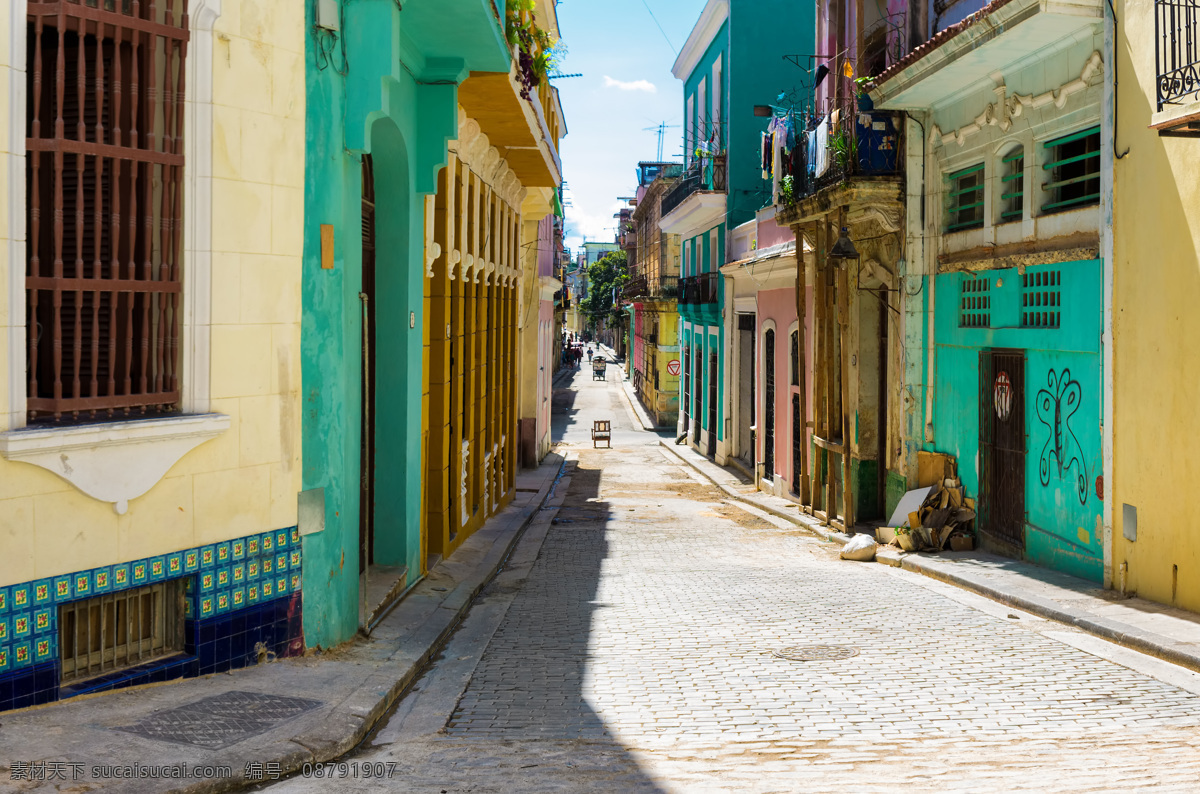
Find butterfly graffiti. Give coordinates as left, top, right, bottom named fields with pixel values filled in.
left=1035, top=368, right=1088, bottom=506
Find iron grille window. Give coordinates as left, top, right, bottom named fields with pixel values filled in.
left=1041, top=127, right=1100, bottom=214
left=763, top=329, right=775, bottom=477
left=946, top=164, right=985, bottom=232
left=59, top=579, right=185, bottom=683
left=1000, top=148, right=1024, bottom=223
left=1156, top=0, right=1200, bottom=110
left=960, top=276, right=991, bottom=328
left=790, top=330, right=799, bottom=387
left=1021, top=269, right=1062, bottom=328
left=26, top=0, right=190, bottom=423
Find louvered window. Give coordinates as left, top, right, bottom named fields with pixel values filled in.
left=26, top=0, right=190, bottom=422
left=1041, top=127, right=1100, bottom=214
left=946, top=164, right=985, bottom=232
left=1000, top=147, right=1024, bottom=223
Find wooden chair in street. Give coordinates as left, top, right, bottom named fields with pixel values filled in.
left=592, top=420, right=612, bottom=448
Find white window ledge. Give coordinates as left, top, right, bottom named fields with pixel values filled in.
left=1151, top=100, right=1200, bottom=133
left=0, top=413, right=230, bottom=515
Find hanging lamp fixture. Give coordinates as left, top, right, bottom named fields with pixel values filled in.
left=828, top=227, right=860, bottom=260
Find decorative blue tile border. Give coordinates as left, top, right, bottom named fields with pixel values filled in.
left=0, top=527, right=300, bottom=681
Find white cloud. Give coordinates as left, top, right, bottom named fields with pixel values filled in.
left=564, top=197, right=624, bottom=251
left=603, top=75, right=657, bottom=93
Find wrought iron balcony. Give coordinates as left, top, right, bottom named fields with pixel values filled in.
left=1157, top=0, right=1200, bottom=110
left=778, top=96, right=902, bottom=209
left=654, top=275, right=679, bottom=298
left=622, top=275, right=648, bottom=300
left=661, top=155, right=727, bottom=218
left=678, top=272, right=719, bottom=306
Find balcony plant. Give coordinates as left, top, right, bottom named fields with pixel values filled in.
left=505, top=1, right=560, bottom=99
left=829, top=128, right=858, bottom=176
left=854, top=76, right=875, bottom=111
left=779, top=175, right=796, bottom=207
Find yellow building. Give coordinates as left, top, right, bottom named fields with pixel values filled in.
left=627, top=163, right=683, bottom=426
left=1110, top=3, right=1200, bottom=606
left=0, top=0, right=304, bottom=704
left=421, top=1, right=565, bottom=562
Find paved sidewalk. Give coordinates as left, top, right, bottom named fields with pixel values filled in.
left=658, top=439, right=1200, bottom=677
left=597, top=344, right=681, bottom=434
left=0, top=454, right=567, bottom=794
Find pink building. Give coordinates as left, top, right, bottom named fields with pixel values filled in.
left=722, top=208, right=813, bottom=499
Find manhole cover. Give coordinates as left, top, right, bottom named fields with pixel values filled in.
left=773, top=644, right=859, bottom=662
left=115, top=690, right=322, bottom=749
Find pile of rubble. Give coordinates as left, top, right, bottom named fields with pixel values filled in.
left=888, top=452, right=976, bottom=552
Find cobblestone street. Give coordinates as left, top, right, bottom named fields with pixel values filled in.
left=269, top=368, right=1200, bottom=792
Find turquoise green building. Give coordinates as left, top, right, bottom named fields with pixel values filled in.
left=663, top=0, right=815, bottom=463
left=301, top=1, right=512, bottom=648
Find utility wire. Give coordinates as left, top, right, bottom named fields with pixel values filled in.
left=640, top=0, right=677, bottom=55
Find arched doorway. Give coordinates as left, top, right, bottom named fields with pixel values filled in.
left=359, top=117, right=418, bottom=630
left=360, top=155, right=377, bottom=575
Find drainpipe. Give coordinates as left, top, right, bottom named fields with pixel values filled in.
left=921, top=111, right=936, bottom=446
left=1100, top=0, right=1118, bottom=589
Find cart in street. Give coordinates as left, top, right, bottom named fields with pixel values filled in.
left=592, top=357, right=607, bottom=380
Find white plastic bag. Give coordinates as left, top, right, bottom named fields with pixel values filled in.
left=840, top=533, right=877, bottom=562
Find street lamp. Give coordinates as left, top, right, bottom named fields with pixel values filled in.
left=828, top=226, right=860, bottom=260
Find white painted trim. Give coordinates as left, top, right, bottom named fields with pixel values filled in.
left=0, top=414, right=230, bottom=514
left=183, top=0, right=222, bottom=415
left=927, top=53, right=1104, bottom=150
left=657, top=193, right=720, bottom=242
left=672, top=0, right=729, bottom=80
left=685, top=95, right=694, bottom=165
left=6, top=0, right=29, bottom=431
left=711, top=54, right=722, bottom=134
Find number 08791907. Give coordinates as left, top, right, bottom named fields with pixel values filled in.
left=301, top=762, right=398, bottom=779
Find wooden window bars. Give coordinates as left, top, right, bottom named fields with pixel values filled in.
left=25, top=0, right=190, bottom=422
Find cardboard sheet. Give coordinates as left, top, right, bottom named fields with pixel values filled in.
left=887, top=485, right=936, bottom=528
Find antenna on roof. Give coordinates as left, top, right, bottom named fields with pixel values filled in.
left=642, top=121, right=680, bottom=162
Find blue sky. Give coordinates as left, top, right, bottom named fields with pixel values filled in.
left=554, top=0, right=708, bottom=251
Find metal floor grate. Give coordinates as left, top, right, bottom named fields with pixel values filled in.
left=115, top=691, right=323, bottom=750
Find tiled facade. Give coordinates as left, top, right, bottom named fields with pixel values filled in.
left=0, top=528, right=302, bottom=711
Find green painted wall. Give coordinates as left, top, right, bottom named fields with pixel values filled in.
left=728, top=0, right=814, bottom=228
left=676, top=0, right=815, bottom=452
left=301, top=0, right=508, bottom=648
left=930, top=261, right=1103, bottom=581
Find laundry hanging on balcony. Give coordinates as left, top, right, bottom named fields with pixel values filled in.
left=808, top=116, right=831, bottom=179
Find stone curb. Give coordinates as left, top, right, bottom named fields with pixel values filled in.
left=895, top=554, right=1200, bottom=675
left=178, top=454, right=568, bottom=794
left=656, top=440, right=1200, bottom=678
left=617, top=380, right=674, bottom=433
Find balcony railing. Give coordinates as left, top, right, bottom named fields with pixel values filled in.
left=780, top=96, right=901, bottom=207
left=679, top=272, right=719, bottom=306
left=661, top=155, right=727, bottom=218
left=623, top=275, right=648, bottom=300
left=654, top=275, right=679, bottom=298
left=1157, top=0, right=1200, bottom=110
